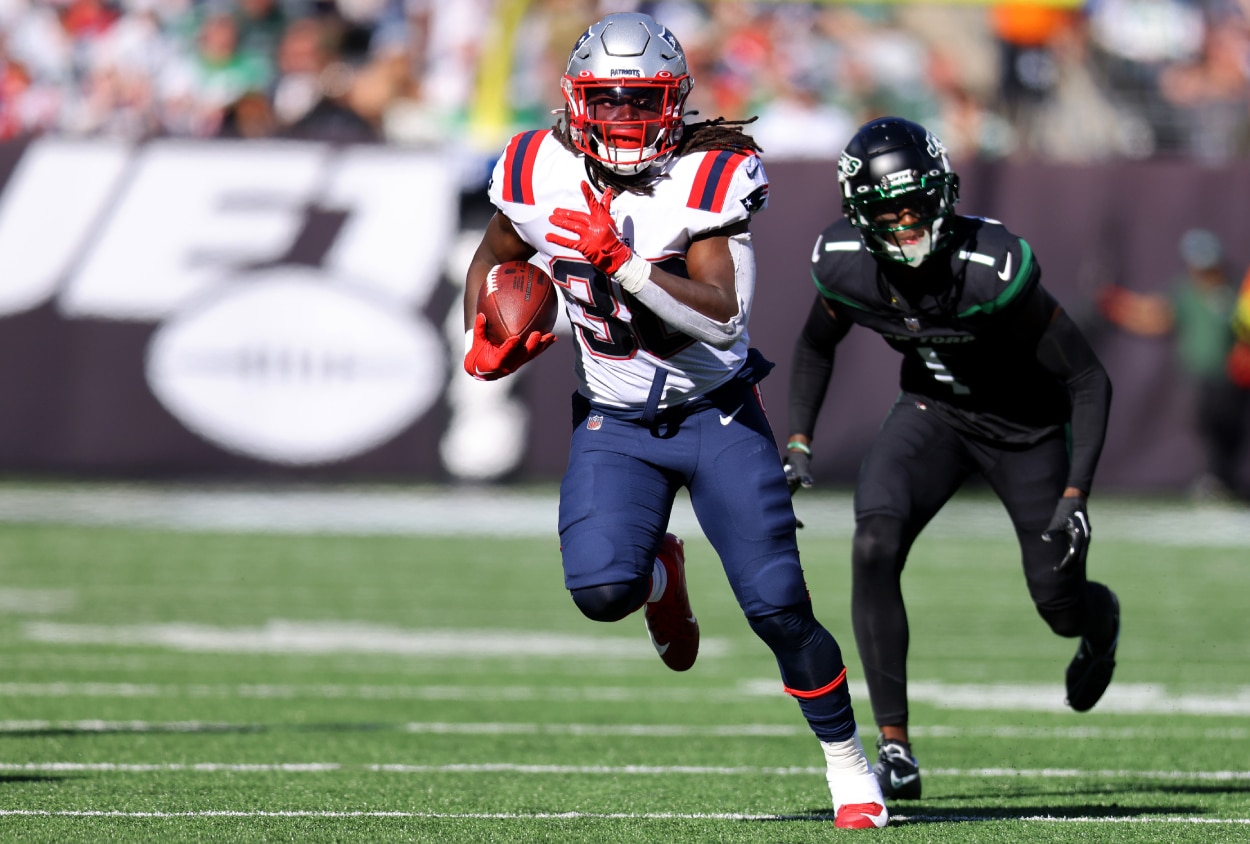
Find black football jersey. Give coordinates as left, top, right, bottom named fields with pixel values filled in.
left=809, top=215, right=1070, bottom=443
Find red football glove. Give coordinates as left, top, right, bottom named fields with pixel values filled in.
left=1228, top=341, right=1250, bottom=388
left=463, top=313, right=556, bottom=382
left=546, top=181, right=633, bottom=275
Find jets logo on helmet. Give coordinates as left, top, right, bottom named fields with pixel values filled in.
left=838, top=152, right=863, bottom=178
left=561, top=12, right=693, bottom=177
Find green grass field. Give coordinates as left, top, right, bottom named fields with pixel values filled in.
left=0, top=482, right=1247, bottom=842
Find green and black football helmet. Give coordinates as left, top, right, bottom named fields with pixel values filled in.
left=838, top=117, right=960, bottom=267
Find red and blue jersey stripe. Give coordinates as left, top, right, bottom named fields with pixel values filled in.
left=687, top=150, right=752, bottom=213
left=501, top=130, right=549, bottom=205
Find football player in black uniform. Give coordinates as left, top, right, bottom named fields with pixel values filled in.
left=783, top=117, right=1120, bottom=801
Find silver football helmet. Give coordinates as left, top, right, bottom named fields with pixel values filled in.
left=561, top=13, right=693, bottom=176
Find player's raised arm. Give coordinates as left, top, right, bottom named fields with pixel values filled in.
left=546, top=180, right=753, bottom=350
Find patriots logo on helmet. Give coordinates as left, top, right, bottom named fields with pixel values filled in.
left=658, top=27, right=680, bottom=53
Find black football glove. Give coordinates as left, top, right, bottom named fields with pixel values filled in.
left=783, top=447, right=813, bottom=496
left=1042, top=496, right=1091, bottom=571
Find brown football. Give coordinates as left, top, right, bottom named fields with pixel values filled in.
left=477, top=261, right=559, bottom=345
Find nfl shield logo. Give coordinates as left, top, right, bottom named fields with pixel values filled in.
left=904, top=317, right=921, bottom=332
left=587, top=414, right=603, bottom=431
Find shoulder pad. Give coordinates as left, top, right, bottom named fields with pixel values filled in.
left=498, top=130, right=551, bottom=206
left=952, top=219, right=1038, bottom=316
left=686, top=151, right=765, bottom=214
left=810, top=219, right=874, bottom=309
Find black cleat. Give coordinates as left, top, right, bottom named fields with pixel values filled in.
left=1066, top=591, right=1120, bottom=712
left=873, top=734, right=922, bottom=800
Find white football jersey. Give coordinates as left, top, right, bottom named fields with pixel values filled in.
left=488, top=129, right=769, bottom=409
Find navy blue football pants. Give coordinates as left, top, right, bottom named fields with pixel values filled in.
left=559, top=380, right=806, bottom=613
left=558, top=375, right=859, bottom=742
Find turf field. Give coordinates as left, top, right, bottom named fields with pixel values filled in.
left=0, top=482, right=1248, bottom=842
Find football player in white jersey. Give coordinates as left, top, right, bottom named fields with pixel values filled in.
left=461, top=11, right=887, bottom=830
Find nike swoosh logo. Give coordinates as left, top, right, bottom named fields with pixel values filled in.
left=890, top=770, right=919, bottom=788
left=998, top=252, right=1013, bottom=281
left=719, top=405, right=743, bottom=426
left=865, top=807, right=888, bottom=826
left=654, top=641, right=670, bottom=655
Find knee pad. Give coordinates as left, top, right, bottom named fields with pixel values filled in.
left=852, top=515, right=908, bottom=581
left=1036, top=601, right=1083, bottom=638
left=739, top=555, right=811, bottom=612
left=748, top=604, right=818, bottom=651
left=749, top=604, right=845, bottom=693
left=570, top=580, right=649, bottom=623
left=1038, top=581, right=1114, bottom=639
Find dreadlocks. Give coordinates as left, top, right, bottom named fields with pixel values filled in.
left=551, top=116, right=763, bottom=197
left=677, top=117, right=763, bottom=157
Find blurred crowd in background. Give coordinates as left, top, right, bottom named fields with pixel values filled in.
left=2, top=0, right=1250, bottom=183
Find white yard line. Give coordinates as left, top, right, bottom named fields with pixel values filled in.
left=20, top=620, right=735, bottom=659
left=4, top=678, right=1250, bottom=715
left=0, top=761, right=1247, bottom=781
left=0, top=484, right=1247, bottom=545
left=2, top=720, right=1247, bottom=741
left=0, top=809, right=1245, bottom=825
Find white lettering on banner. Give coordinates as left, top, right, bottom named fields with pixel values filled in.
left=0, top=140, right=129, bottom=316
left=62, top=141, right=329, bottom=320
left=319, top=147, right=456, bottom=306
left=147, top=267, right=443, bottom=465
left=0, top=137, right=465, bottom=467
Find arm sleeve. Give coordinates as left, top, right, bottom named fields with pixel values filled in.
left=788, top=295, right=852, bottom=440
left=630, top=231, right=754, bottom=351
left=1034, top=305, right=1113, bottom=494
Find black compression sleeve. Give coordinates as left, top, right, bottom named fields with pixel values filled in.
left=1035, top=307, right=1113, bottom=493
left=788, top=296, right=851, bottom=441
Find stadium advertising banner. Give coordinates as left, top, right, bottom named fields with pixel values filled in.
left=0, top=138, right=1248, bottom=493
left=0, top=138, right=462, bottom=478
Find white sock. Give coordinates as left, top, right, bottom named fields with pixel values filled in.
left=646, top=558, right=667, bottom=603
left=820, top=729, right=884, bottom=809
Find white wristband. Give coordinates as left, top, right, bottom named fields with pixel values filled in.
left=464, top=328, right=475, bottom=356
left=613, top=252, right=651, bottom=294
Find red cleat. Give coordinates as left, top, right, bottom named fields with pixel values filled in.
left=643, top=534, right=699, bottom=671
left=834, top=802, right=889, bottom=829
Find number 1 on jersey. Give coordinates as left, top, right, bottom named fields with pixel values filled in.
left=917, top=345, right=970, bottom=395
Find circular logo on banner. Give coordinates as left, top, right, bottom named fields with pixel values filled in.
left=146, top=267, right=444, bottom=465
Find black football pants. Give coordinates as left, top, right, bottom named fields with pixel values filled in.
left=848, top=396, right=1114, bottom=728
